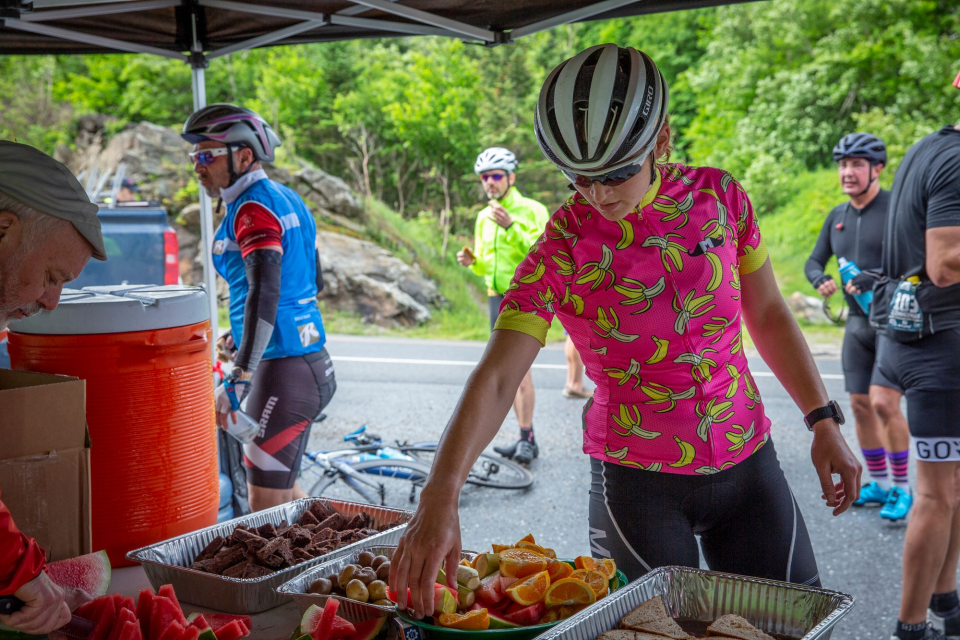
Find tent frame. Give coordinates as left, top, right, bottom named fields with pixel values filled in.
left=0, top=0, right=646, bottom=356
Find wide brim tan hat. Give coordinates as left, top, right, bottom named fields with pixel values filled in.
left=0, top=141, right=107, bottom=261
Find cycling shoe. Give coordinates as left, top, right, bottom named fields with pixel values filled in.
left=853, top=481, right=890, bottom=507
left=880, top=487, right=914, bottom=521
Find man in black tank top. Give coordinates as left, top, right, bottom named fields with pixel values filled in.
left=805, top=133, right=912, bottom=522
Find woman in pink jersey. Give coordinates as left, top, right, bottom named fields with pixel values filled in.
left=389, top=45, right=861, bottom=617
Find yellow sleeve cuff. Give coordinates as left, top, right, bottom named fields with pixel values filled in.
left=738, top=237, right=769, bottom=275
left=493, top=309, right=550, bottom=347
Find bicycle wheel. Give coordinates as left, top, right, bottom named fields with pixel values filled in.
left=399, top=445, right=533, bottom=490
left=309, top=458, right=433, bottom=508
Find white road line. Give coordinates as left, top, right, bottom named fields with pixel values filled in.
left=331, top=355, right=846, bottom=380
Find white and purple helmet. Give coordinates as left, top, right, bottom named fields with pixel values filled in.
left=181, top=104, right=281, bottom=163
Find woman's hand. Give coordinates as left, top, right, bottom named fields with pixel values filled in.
left=0, top=571, right=70, bottom=635
left=387, top=330, right=542, bottom=619
left=389, top=488, right=462, bottom=619
left=812, top=421, right=862, bottom=515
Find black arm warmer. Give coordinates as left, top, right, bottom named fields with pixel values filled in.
left=804, top=211, right=835, bottom=287
left=234, top=249, right=282, bottom=373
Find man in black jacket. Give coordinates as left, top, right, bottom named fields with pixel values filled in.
left=877, top=118, right=960, bottom=640
left=806, top=133, right=911, bottom=521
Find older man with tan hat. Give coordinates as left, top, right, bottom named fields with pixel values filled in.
left=0, top=141, right=104, bottom=634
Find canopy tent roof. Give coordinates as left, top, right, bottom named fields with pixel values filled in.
left=0, top=0, right=759, bottom=57
left=0, top=0, right=762, bottom=357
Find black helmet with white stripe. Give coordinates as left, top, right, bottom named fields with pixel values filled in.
left=535, top=44, right=669, bottom=177
left=474, top=147, right=518, bottom=174
left=832, top=133, right=887, bottom=165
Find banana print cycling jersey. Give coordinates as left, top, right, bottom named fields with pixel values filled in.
left=495, top=163, right=771, bottom=475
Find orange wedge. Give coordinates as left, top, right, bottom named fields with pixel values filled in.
left=492, top=543, right=511, bottom=554
left=544, top=578, right=597, bottom=609
left=505, top=570, right=550, bottom=606
left=570, top=569, right=608, bottom=598
left=574, top=556, right=617, bottom=580
left=599, top=558, right=617, bottom=580
left=547, top=560, right=574, bottom=582
left=516, top=541, right=557, bottom=559
left=500, top=549, right=549, bottom=579
left=516, top=533, right=536, bottom=545
left=438, top=609, right=490, bottom=630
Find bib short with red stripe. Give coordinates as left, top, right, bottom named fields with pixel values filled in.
left=242, top=348, right=336, bottom=489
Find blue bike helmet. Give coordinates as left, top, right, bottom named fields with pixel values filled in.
left=832, top=133, right=887, bottom=165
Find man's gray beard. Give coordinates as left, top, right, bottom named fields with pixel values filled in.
left=0, top=248, right=41, bottom=331
left=203, top=183, right=222, bottom=198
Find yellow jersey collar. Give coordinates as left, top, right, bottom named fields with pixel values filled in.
left=636, top=165, right=662, bottom=212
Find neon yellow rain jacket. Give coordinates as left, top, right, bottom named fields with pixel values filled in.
left=471, top=187, right=550, bottom=296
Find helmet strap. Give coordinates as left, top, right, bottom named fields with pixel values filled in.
left=225, top=144, right=256, bottom=188
left=856, top=161, right=878, bottom=197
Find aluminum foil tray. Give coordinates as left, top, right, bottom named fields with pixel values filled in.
left=126, top=498, right=412, bottom=614
left=536, top=566, right=854, bottom=640
left=277, top=545, right=478, bottom=621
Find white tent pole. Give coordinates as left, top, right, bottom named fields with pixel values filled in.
left=191, top=59, right=220, bottom=360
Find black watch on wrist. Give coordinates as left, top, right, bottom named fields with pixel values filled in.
left=803, top=400, right=845, bottom=431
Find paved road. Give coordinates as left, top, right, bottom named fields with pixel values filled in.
left=307, top=334, right=916, bottom=640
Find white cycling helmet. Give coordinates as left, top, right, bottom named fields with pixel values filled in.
left=474, top=147, right=518, bottom=174
left=535, top=44, right=669, bottom=177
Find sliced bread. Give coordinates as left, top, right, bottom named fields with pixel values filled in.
left=706, top=614, right=775, bottom=640
left=628, top=617, right=690, bottom=639
left=621, top=596, right=670, bottom=627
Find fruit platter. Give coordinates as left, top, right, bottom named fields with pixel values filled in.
left=392, top=534, right=627, bottom=640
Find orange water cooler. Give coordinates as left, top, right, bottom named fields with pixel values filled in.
left=8, top=285, right=219, bottom=566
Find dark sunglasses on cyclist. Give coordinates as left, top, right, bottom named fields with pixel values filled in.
left=563, top=161, right=646, bottom=189
left=481, top=173, right=508, bottom=182
left=189, top=147, right=230, bottom=166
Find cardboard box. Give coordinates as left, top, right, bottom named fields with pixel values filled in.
left=0, top=369, right=91, bottom=562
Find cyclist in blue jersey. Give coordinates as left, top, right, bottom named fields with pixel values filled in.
left=182, top=104, right=336, bottom=512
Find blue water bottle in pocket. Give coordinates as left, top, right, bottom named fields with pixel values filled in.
left=838, top=257, right=873, bottom=313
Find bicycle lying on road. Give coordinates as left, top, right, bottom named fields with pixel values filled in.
left=298, top=424, right=533, bottom=508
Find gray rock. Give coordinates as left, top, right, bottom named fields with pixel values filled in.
left=786, top=291, right=836, bottom=325
left=295, top=165, right=363, bottom=219
left=318, top=231, right=445, bottom=327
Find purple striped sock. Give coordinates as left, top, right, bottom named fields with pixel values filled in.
left=862, top=447, right=889, bottom=487
left=888, top=450, right=910, bottom=490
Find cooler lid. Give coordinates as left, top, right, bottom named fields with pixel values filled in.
left=9, top=284, right=210, bottom=335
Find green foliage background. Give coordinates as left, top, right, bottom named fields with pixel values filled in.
left=1, top=0, right=958, bottom=338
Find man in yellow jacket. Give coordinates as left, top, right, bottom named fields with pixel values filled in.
left=457, top=148, right=549, bottom=465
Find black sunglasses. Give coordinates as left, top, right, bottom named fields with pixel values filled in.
left=563, top=162, right=646, bottom=189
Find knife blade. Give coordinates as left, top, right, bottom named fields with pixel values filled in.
left=0, top=595, right=95, bottom=639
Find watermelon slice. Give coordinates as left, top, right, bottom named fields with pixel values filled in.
left=476, top=572, right=503, bottom=605
left=157, top=585, right=186, bottom=622
left=488, top=611, right=521, bottom=630
left=156, top=621, right=185, bottom=640
left=503, top=602, right=545, bottom=626
left=301, top=600, right=338, bottom=640
left=188, top=615, right=211, bottom=631
left=187, top=613, right=252, bottom=632
left=345, top=617, right=387, bottom=640
left=108, top=608, right=139, bottom=640
left=136, top=589, right=156, bottom=639
left=179, top=627, right=201, bottom=640
left=75, top=595, right=108, bottom=620
left=330, top=615, right=357, bottom=639
left=45, top=550, right=112, bottom=597
left=117, top=621, right=145, bottom=640
left=212, top=620, right=247, bottom=640
left=91, top=596, right=118, bottom=640
left=197, top=631, right=217, bottom=640
left=150, top=596, right=183, bottom=640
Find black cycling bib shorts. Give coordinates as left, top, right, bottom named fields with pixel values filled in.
left=841, top=314, right=902, bottom=395
left=875, top=329, right=960, bottom=461
left=587, top=439, right=820, bottom=587
left=242, top=348, right=336, bottom=489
